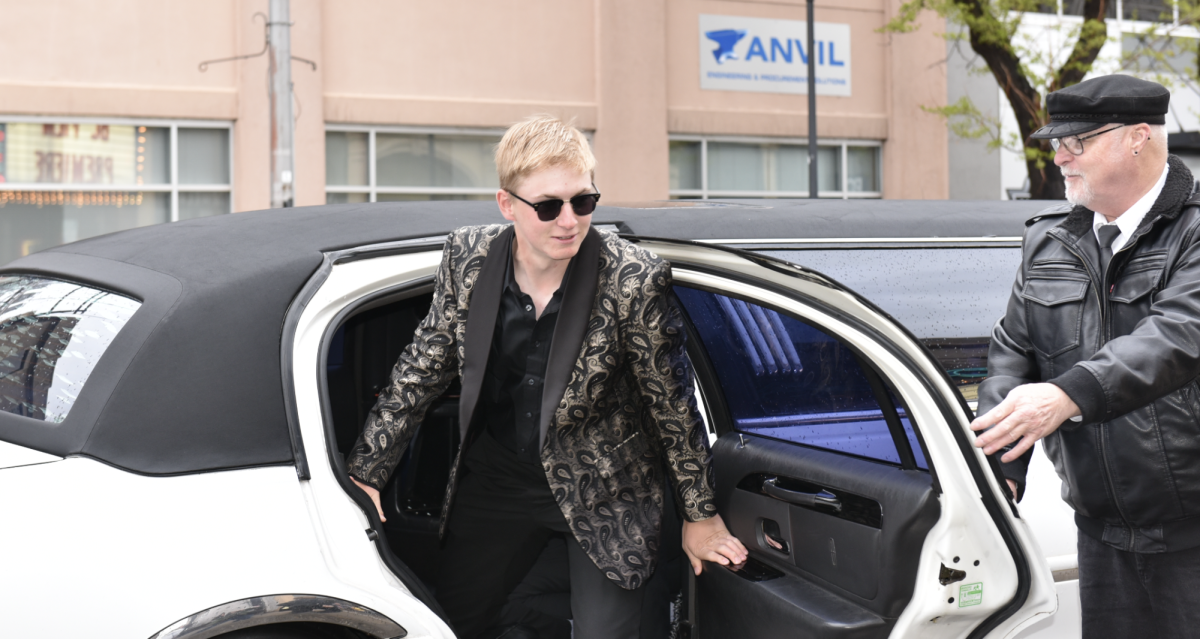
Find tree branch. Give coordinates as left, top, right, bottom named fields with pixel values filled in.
left=1055, top=0, right=1110, bottom=89
left=952, top=0, right=1043, bottom=140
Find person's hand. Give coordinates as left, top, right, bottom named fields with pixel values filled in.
left=1006, top=479, right=1018, bottom=500
left=970, top=383, right=1080, bottom=463
left=682, top=513, right=748, bottom=576
left=351, top=476, right=386, bottom=522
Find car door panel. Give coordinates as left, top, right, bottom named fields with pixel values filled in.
left=712, top=433, right=939, bottom=617
left=699, top=557, right=889, bottom=639
left=675, top=281, right=941, bottom=637
left=656, top=248, right=1057, bottom=638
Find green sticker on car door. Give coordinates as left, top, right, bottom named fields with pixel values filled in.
left=959, top=582, right=983, bottom=607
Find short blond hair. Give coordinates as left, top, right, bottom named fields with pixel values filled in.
left=495, top=115, right=595, bottom=192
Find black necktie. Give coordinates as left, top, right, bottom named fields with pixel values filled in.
left=1097, top=224, right=1121, bottom=275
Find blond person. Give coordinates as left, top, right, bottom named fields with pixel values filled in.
left=347, top=115, right=745, bottom=639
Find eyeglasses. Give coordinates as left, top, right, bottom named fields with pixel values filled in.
left=506, top=185, right=601, bottom=222
left=1050, top=124, right=1127, bottom=156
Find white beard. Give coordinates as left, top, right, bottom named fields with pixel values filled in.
left=1064, top=176, right=1095, bottom=207
left=1063, top=139, right=1126, bottom=208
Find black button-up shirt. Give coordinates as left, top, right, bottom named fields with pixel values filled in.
left=478, top=247, right=573, bottom=464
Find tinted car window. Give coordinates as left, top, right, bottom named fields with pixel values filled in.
left=0, top=276, right=140, bottom=423
left=677, top=286, right=925, bottom=468
left=762, top=247, right=1022, bottom=402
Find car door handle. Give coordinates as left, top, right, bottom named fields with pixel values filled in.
left=762, top=478, right=843, bottom=512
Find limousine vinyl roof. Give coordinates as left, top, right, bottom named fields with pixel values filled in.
left=0, top=198, right=1051, bottom=474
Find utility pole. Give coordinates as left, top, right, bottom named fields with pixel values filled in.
left=807, top=0, right=818, bottom=199
left=199, top=3, right=314, bottom=208
left=268, top=0, right=294, bottom=208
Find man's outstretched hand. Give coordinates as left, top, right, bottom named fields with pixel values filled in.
left=682, top=513, right=748, bottom=576
left=351, top=476, right=387, bottom=522
left=970, top=383, right=1080, bottom=463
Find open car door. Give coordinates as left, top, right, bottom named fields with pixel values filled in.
left=643, top=239, right=1057, bottom=639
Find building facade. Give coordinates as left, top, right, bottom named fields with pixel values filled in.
left=0, top=0, right=949, bottom=265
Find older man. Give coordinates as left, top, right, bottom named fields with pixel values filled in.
left=972, top=74, right=1200, bottom=637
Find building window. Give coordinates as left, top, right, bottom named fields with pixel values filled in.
left=1037, top=0, right=1179, bottom=22
left=325, top=125, right=506, bottom=203
left=669, top=136, right=882, bottom=199
left=0, top=117, right=233, bottom=266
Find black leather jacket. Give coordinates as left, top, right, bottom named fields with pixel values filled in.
left=980, top=156, right=1200, bottom=553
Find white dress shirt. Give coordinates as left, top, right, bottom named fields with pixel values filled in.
left=1093, top=162, right=1170, bottom=254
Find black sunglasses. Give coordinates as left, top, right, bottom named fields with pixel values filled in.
left=506, top=184, right=601, bottom=222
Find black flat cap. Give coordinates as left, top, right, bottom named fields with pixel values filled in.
left=1031, top=74, right=1170, bottom=139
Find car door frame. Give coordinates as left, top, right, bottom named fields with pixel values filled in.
left=638, top=238, right=1057, bottom=638
left=284, top=234, right=1057, bottom=639
left=286, top=237, right=457, bottom=639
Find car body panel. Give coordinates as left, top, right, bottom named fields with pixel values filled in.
left=0, top=457, right=445, bottom=638
left=0, top=439, right=61, bottom=470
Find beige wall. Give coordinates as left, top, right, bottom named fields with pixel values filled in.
left=881, top=0, right=949, bottom=199
left=593, top=0, right=670, bottom=202
left=0, top=0, right=949, bottom=207
left=234, top=0, right=269, bottom=213
left=320, top=1, right=597, bottom=128
left=0, top=1, right=239, bottom=119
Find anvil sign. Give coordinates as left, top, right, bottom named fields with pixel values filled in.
left=699, top=14, right=852, bottom=97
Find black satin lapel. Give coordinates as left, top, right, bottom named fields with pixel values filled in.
left=539, top=227, right=602, bottom=449
left=458, top=225, right=513, bottom=441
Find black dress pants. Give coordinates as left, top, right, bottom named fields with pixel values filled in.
left=435, top=431, right=643, bottom=639
left=494, top=490, right=684, bottom=639
left=1078, top=530, right=1200, bottom=638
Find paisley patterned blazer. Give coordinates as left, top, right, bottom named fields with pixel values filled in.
left=347, top=223, right=717, bottom=590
